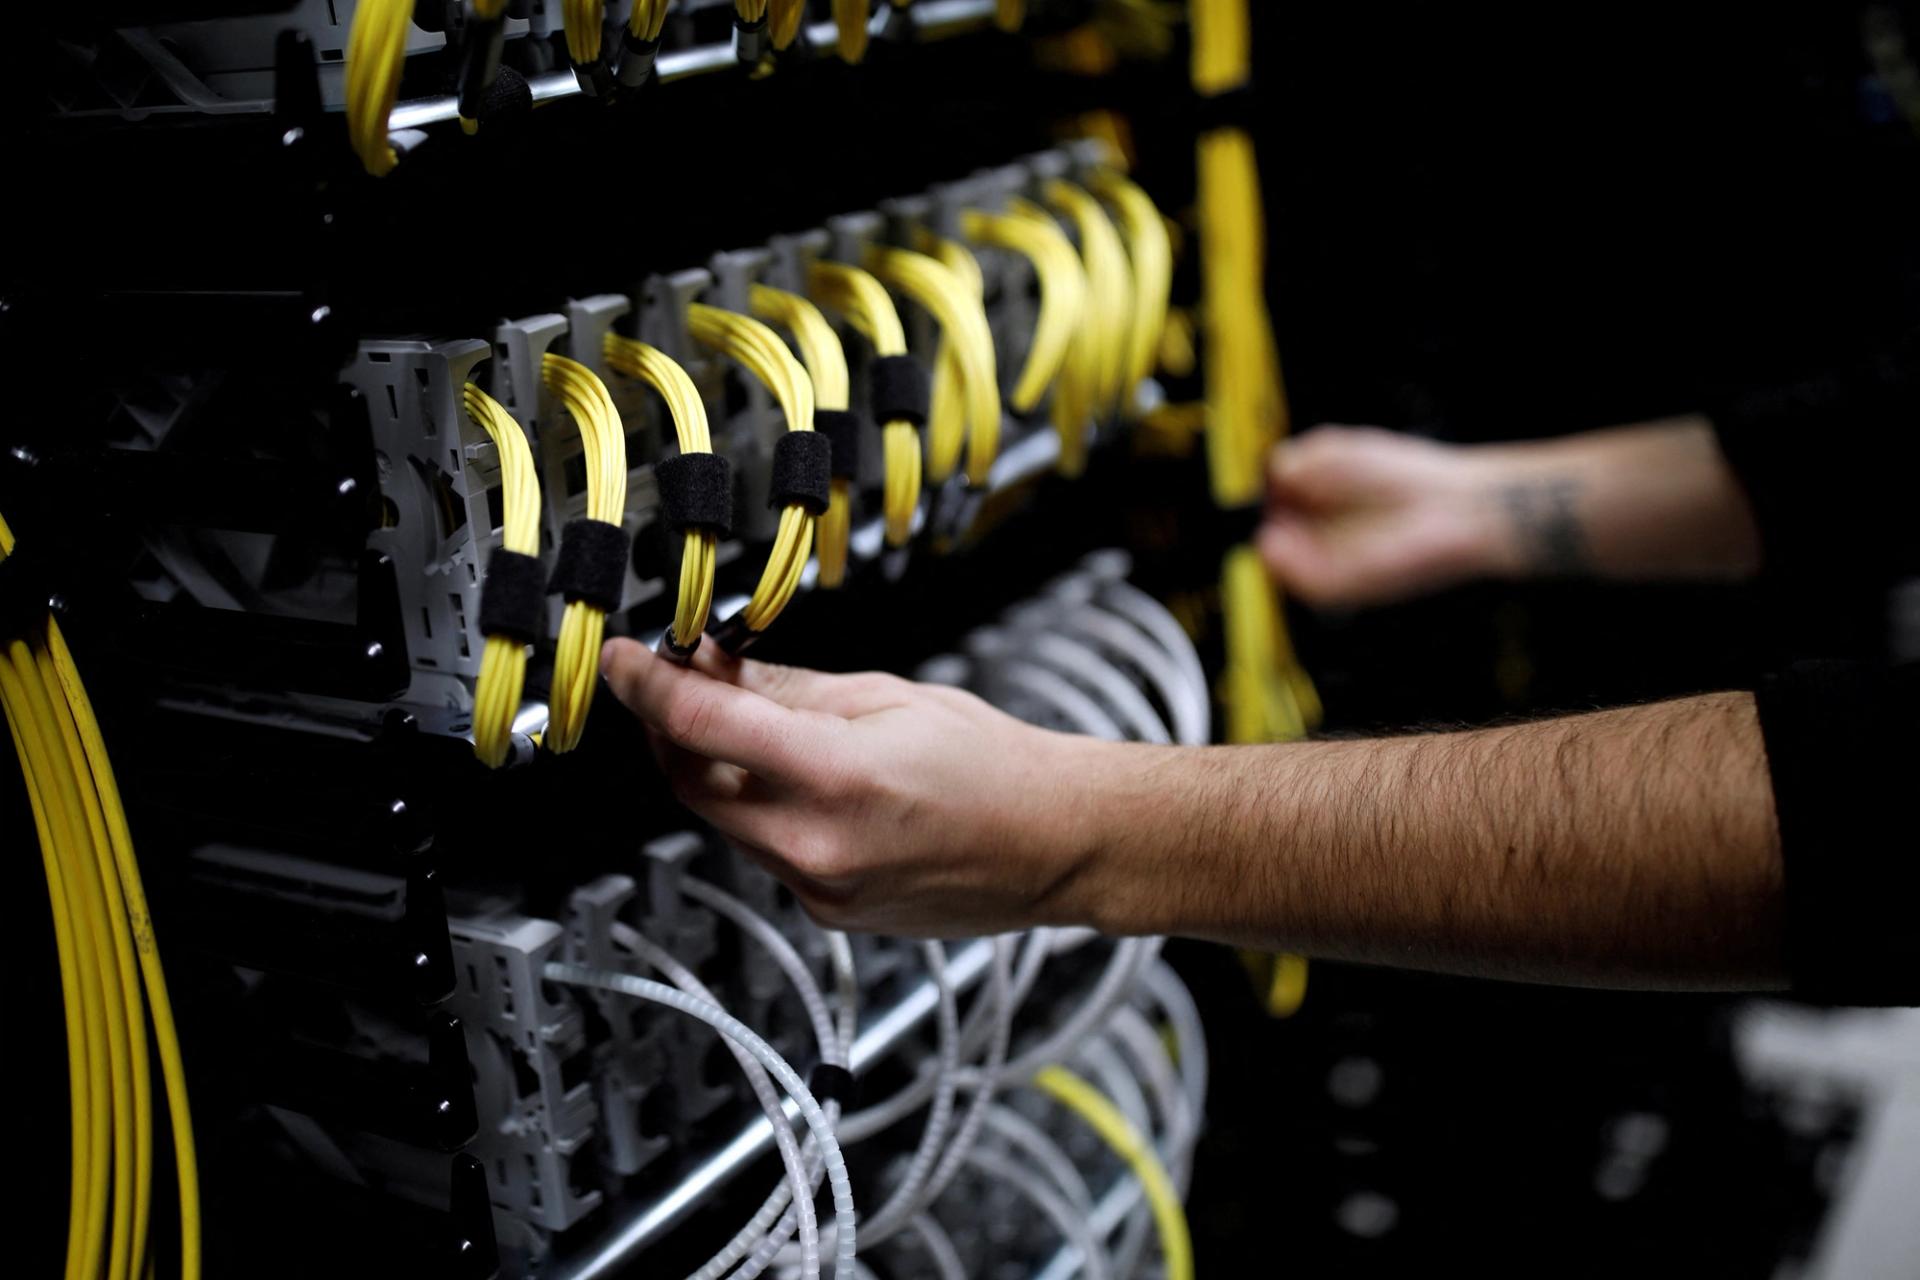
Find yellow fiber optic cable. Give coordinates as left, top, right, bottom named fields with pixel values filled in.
left=1046, top=179, right=1137, bottom=418
left=808, top=260, right=925, bottom=547
left=687, top=303, right=817, bottom=635
left=996, top=0, right=1025, bottom=31
left=629, top=0, right=670, bottom=39
left=920, top=234, right=987, bottom=493
left=604, top=332, right=721, bottom=648
left=869, top=245, right=1001, bottom=486
left=1089, top=167, right=1175, bottom=399
left=540, top=354, right=628, bottom=754
left=563, top=0, right=607, bottom=64
left=751, top=284, right=853, bottom=587
left=1032, top=1065, right=1193, bottom=1280
left=960, top=204, right=1086, bottom=419
left=770, top=0, right=807, bottom=48
left=2, top=511, right=201, bottom=1280
left=834, top=0, right=870, bottom=61
left=344, top=0, right=413, bottom=177
left=463, top=383, right=542, bottom=768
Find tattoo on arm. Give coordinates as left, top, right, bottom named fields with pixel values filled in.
left=1499, top=476, right=1588, bottom=575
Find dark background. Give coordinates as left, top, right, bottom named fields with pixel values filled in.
left=8, top=1, right=1919, bottom=1274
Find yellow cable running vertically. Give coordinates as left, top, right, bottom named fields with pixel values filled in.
left=344, top=0, right=413, bottom=177
left=1089, top=167, right=1175, bottom=400
left=541, top=354, right=628, bottom=753
left=1, top=511, right=201, bottom=1280
left=464, top=383, right=542, bottom=768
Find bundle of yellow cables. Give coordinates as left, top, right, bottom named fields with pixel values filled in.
left=770, top=0, right=808, bottom=48
left=961, top=203, right=1085, bottom=415
left=604, top=331, right=719, bottom=650
left=1088, top=167, right=1175, bottom=402
left=563, top=0, right=607, bottom=64
left=809, top=260, right=924, bottom=547
left=687, top=303, right=817, bottom=635
left=868, top=245, right=1001, bottom=487
left=541, top=353, right=628, bottom=754
left=750, top=284, right=853, bottom=587
left=629, top=0, right=670, bottom=42
left=344, top=0, right=413, bottom=176
left=1, top=513, right=200, bottom=1280
left=1045, top=181, right=1136, bottom=420
left=464, top=383, right=542, bottom=768
left=834, top=0, right=870, bottom=61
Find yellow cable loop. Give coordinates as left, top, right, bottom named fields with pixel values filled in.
left=770, top=0, right=807, bottom=48
left=922, top=236, right=986, bottom=490
left=868, top=245, right=1001, bottom=486
left=833, top=0, right=870, bottom=61
left=540, top=354, right=628, bottom=754
left=628, top=0, right=670, bottom=39
left=1032, top=1066, right=1194, bottom=1280
left=808, top=261, right=924, bottom=547
left=686, top=303, right=817, bottom=633
left=1089, top=168, right=1175, bottom=398
left=960, top=204, right=1086, bottom=416
left=2, top=511, right=201, bottom=1280
left=1046, top=180, right=1138, bottom=419
left=751, top=284, right=852, bottom=587
left=603, top=334, right=719, bottom=648
left=463, top=384, right=541, bottom=769
left=344, top=0, right=413, bottom=177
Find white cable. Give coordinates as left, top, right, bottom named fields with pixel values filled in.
left=1022, top=632, right=1172, bottom=744
left=837, top=942, right=961, bottom=1143
left=907, top=1214, right=966, bottom=1280
left=962, top=1150, right=1111, bottom=1280
left=603, top=927, right=822, bottom=1280
left=1061, top=604, right=1210, bottom=746
left=955, top=936, right=1163, bottom=1090
left=1106, top=1007, right=1195, bottom=1280
left=1144, top=960, right=1209, bottom=1127
left=682, top=878, right=844, bottom=1066
left=655, top=884, right=843, bottom=1280
left=1078, top=1035, right=1160, bottom=1267
left=982, top=1105, right=1097, bottom=1216
left=863, top=935, right=1013, bottom=1245
left=826, top=930, right=859, bottom=1050
left=542, top=962, right=859, bottom=1280
left=1094, top=579, right=1210, bottom=726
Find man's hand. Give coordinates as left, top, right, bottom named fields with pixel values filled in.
left=1259, top=417, right=1762, bottom=606
left=599, top=637, right=1110, bottom=937
left=1257, top=424, right=1508, bottom=607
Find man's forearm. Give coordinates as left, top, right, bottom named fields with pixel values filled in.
left=1065, top=692, right=1785, bottom=990
left=1473, top=417, right=1761, bottom=582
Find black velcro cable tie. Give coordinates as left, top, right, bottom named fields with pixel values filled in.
left=0, top=546, right=51, bottom=644
left=655, top=452, right=735, bottom=537
left=1194, top=84, right=1257, bottom=135
left=769, top=433, right=833, bottom=515
left=869, top=356, right=931, bottom=428
left=476, top=549, right=546, bottom=645
left=548, top=518, right=629, bottom=612
left=814, top=409, right=864, bottom=480
left=480, top=64, right=532, bottom=125
left=733, top=13, right=769, bottom=61
left=659, top=626, right=702, bottom=664
left=808, top=1062, right=858, bottom=1109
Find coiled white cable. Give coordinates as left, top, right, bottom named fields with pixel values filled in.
left=1144, top=961, right=1209, bottom=1130
left=963, top=1150, right=1111, bottom=1280
left=542, top=962, right=859, bottom=1280
left=907, top=1214, right=966, bottom=1280
left=603, top=927, right=822, bottom=1280
left=982, top=1105, right=1098, bottom=1216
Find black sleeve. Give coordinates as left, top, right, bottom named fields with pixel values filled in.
left=1708, top=333, right=1920, bottom=591
left=1753, top=659, right=1920, bottom=1005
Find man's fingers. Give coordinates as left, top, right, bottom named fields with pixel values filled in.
left=601, top=637, right=829, bottom=778
left=692, top=645, right=915, bottom=718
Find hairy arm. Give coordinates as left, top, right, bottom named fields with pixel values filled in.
left=1070, top=692, right=1784, bottom=989
left=603, top=641, right=1787, bottom=992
